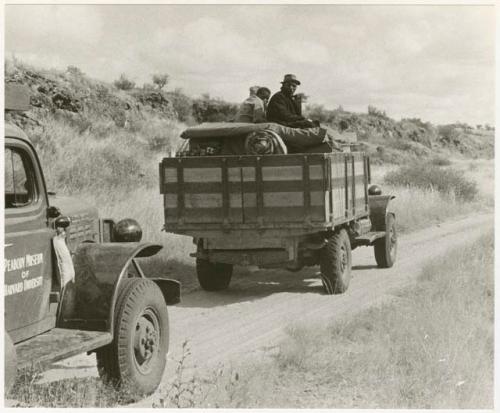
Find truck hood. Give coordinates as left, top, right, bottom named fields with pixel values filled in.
left=48, top=194, right=100, bottom=249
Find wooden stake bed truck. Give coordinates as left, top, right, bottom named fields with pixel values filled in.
left=160, top=123, right=397, bottom=294
left=4, top=84, right=180, bottom=396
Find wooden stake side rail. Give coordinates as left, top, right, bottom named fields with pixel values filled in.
left=160, top=153, right=370, bottom=233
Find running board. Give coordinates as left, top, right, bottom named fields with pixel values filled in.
left=354, top=231, right=386, bottom=245
left=15, top=328, right=112, bottom=370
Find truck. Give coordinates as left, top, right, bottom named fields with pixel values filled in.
left=160, top=122, right=397, bottom=294
left=4, top=84, right=180, bottom=396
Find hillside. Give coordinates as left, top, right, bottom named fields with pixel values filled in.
left=305, top=104, right=494, bottom=164
left=5, top=60, right=494, bottom=193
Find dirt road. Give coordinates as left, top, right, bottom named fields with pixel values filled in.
left=39, top=212, right=493, bottom=405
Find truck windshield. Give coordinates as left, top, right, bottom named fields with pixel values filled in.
left=4, top=147, right=36, bottom=208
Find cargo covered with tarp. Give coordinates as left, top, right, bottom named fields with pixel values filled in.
left=179, top=122, right=341, bottom=155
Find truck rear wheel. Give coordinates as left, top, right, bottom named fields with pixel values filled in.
left=196, top=259, right=233, bottom=291
left=320, top=229, right=352, bottom=294
left=96, top=278, right=168, bottom=396
left=374, top=214, right=397, bottom=268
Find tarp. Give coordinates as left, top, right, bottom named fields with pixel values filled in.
left=181, top=122, right=343, bottom=152
left=181, top=122, right=275, bottom=139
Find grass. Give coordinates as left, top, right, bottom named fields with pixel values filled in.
left=7, top=367, right=143, bottom=407
left=383, top=161, right=478, bottom=201
left=30, top=113, right=184, bottom=195
left=186, top=230, right=494, bottom=408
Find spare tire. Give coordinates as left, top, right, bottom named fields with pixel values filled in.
left=244, top=130, right=287, bottom=154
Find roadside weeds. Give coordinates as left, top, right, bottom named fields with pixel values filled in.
left=173, top=230, right=494, bottom=408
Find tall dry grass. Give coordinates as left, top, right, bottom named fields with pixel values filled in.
left=31, top=113, right=184, bottom=195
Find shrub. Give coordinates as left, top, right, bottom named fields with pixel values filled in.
left=152, top=73, right=169, bottom=90
left=192, top=96, right=238, bottom=123
left=437, top=124, right=459, bottom=142
left=383, top=162, right=478, bottom=201
left=167, top=89, right=195, bottom=123
left=368, top=105, right=388, bottom=118
left=429, top=155, right=452, bottom=166
left=114, top=74, right=135, bottom=91
left=66, top=65, right=84, bottom=77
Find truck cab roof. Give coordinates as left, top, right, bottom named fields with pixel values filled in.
left=5, top=122, right=31, bottom=144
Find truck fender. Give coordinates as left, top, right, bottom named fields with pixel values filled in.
left=57, top=242, right=171, bottom=333
left=369, top=195, right=396, bottom=231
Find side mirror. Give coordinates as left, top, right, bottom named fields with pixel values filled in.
left=55, top=216, right=71, bottom=229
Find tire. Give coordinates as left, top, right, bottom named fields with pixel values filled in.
left=374, top=214, right=397, bottom=268
left=96, top=278, right=168, bottom=395
left=320, top=229, right=352, bottom=294
left=196, top=259, right=233, bottom=291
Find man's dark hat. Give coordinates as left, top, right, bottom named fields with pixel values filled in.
left=281, top=74, right=301, bottom=85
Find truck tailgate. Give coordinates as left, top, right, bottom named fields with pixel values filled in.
left=160, top=153, right=369, bottom=231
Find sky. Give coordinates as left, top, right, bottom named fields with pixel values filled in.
left=4, top=4, right=496, bottom=125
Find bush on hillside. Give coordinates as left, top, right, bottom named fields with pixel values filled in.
left=192, top=95, right=238, bottom=123
left=166, top=89, right=195, bottom=123
left=114, top=74, right=135, bottom=91
left=368, top=105, right=388, bottom=119
left=384, top=162, right=478, bottom=201
left=429, top=156, right=452, bottom=166
left=438, top=125, right=459, bottom=142
left=152, top=73, right=169, bottom=90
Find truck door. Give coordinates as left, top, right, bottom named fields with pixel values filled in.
left=4, top=138, right=54, bottom=343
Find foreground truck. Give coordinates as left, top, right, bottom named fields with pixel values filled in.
left=160, top=122, right=397, bottom=294
left=4, top=84, right=180, bottom=396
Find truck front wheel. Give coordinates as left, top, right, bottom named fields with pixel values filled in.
left=320, top=229, right=352, bottom=294
left=196, top=259, right=233, bottom=291
left=96, top=278, right=168, bottom=395
left=374, top=214, right=397, bottom=268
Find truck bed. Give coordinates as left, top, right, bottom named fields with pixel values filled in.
left=160, top=152, right=370, bottom=235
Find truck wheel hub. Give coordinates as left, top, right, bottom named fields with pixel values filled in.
left=133, top=309, right=159, bottom=373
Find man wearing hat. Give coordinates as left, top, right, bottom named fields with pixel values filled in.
left=266, top=74, right=342, bottom=152
left=267, top=74, right=315, bottom=128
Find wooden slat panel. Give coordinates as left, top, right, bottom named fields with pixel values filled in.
left=261, top=180, right=323, bottom=192
left=309, top=164, right=323, bottom=180
left=242, top=191, right=324, bottom=209
left=244, top=206, right=325, bottom=222
left=184, top=193, right=222, bottom=208
left=310, top=191, right=325, bottom=207
left=258, top=154, right=324, bottom=166
left=262, top=165, right=302, bottom=181
left=166, top=208, right=243, bottom=223
left=164, top=167, right=178, bottom=184
left=264, top=192, right=303, bottom=207
left=241, top=166, right=255, bottom=181
left=184, top=167, right=221, bottom=182
left=164, top=178, right=361, bottom=195
left=228, top=167, right=240, bottom=182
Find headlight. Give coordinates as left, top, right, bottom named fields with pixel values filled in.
left=112, top=218, right=143, bottom=242
left=368, top=184, right=382, bottom=196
